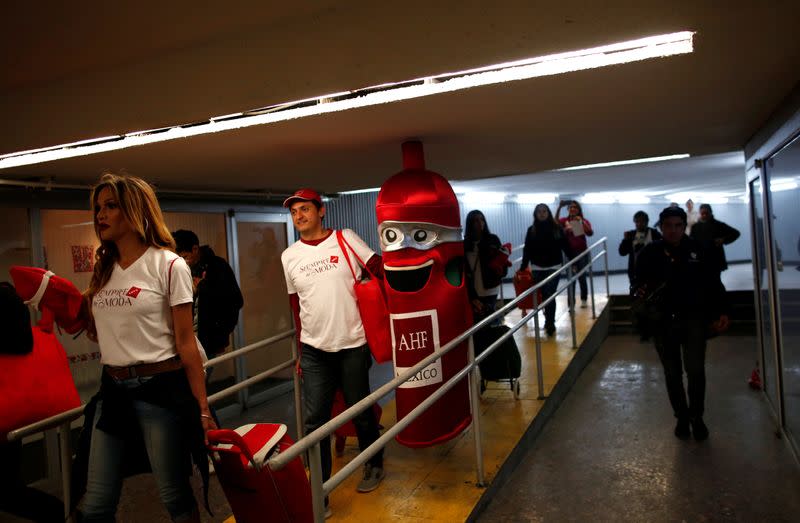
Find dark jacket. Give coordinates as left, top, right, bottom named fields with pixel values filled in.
left=464, top=233, right=506, bottom=298
left=520, top=221, right=568, bottom=270
left=635, top=236, right=726, bottom=322
left=689, top=218, right=740, bottom=272
left=194, top=246, right=244, bottom=356
left=618, top=227, right=662, bottom=284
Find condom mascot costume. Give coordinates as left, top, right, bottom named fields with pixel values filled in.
left=376, top=141, right=472, bottom=448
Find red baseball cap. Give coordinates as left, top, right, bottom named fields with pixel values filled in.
left=283, top=188, right=323, bottom=208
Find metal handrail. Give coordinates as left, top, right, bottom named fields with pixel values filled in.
left=270, top=237, right=609, bottom=521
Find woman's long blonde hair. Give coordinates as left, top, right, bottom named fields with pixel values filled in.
left=86, top=172, right=174, bottom=303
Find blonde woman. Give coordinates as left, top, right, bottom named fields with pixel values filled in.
left=79, top=173, right=214, bottom=522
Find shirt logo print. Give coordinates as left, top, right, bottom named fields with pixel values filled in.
left=330, top=255, right=339, bottom=264
left=126, top=287, right=142, bottom=298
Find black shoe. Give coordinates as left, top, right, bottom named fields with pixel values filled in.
left=691, top=417, right=709, bottom=441
left=674, top=418, right=691, bottom=440
left=545, top=323, right=556, bottom=336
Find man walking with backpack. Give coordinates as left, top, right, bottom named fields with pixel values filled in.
left=173, top=229, right=244, bottom=375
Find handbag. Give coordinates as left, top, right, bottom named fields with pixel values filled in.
left=335, top=230, right=392, bottom=363
left=0, top=309, right=81, bottom=440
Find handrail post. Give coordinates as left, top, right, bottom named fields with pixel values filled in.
left=291, top=335, right=304, bottom=443
left=309, top=441, right=326, bottom=522
left=603, top=239, right=610, bottom=298
left=59, top=421, right=73, bottom=522
left=467, top=336, right=486, bottom=487
left=532, top=289, right=545, bottom=400
left=568, top=270, right=578, bottom=350
left=589, top=258, right=597, bottom=319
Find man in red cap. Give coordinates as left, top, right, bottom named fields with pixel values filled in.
left=280, top=188, right=385, bottom=510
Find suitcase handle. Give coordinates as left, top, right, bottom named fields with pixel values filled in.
left=207, top=429, right=260, bottom=470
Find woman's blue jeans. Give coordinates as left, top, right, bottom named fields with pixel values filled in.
left=81, top=377, right=197, bottom=522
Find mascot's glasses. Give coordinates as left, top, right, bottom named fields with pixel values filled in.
left=378, top=221, right=462, bottom=252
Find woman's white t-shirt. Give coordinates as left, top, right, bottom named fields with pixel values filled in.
left=281, top=229, right=373, bottom=352
left=92, top=247, right=193, bottom=366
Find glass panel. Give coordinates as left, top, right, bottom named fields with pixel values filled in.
left=40, top=209, right=101, bottom=402
left=750, top=178, right=781, bottom=412
left=0, top=207, right=31, bottom=285
left=765, top=136, right=800, bottom=441
left=235, top=219, right=293, bottom=391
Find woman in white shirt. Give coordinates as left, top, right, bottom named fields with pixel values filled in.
left=79, top=173, right=215, bottom=522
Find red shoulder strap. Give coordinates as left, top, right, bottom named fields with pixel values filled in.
left=336, top=230, right=358, bottom=282
left=336, top=230, right=377, bottom=280
left=167, top=256, right=179, bottom=297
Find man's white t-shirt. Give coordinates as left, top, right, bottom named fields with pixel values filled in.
left=281, top=229, right=374, bottom=352
left=92, top=247, right=194, bottom=366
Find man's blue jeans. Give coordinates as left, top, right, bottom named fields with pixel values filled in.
left=81, top=377, right=197, bottom=522
left=301, top=344, right=383, bottom=482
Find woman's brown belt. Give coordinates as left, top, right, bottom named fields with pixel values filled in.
left=104, top=355, right=182, bottom=380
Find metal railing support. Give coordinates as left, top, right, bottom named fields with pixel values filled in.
left=58, top=421, right=73, bottom=522
left=568, top=276, right=578, bottom=350
left=467, top=336, right=486, bottom=487
left=589, top=261, right=597, bottom=319
left=308, top=442, right=326, bottom=523
left=532, top=290, right=546, bottom=400
left=603, top=239, right=610, bottom=298
left=291, top=335, right=305, bottom=443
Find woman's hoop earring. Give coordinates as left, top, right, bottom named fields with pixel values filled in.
left=143, top=218, right=149, bottom=232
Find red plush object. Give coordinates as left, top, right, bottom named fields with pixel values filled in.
left=10, top=266, right=86, bottom=334
left=0, top=312, right=82, bottom=440
left=488, top=242, right=512, bottom=278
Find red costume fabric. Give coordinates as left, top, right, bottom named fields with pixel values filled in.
left=10, top=266, right=86, bottom=334
left=1, top=267, right=84, bottom=440
left=1, top=309, right=81, bottom=440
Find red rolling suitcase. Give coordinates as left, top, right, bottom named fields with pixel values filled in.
left=208, top=424, right=312, bottom=523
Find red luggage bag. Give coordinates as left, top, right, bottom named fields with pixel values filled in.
left=513, top=269, right=542, bottom=313
left=208, top=424, right=312, bottom=523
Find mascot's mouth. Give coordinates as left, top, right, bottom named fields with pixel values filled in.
left=384, top=260, right=433, bottom=293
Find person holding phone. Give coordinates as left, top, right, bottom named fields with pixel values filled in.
left=556, top=199, right=594, bottom=308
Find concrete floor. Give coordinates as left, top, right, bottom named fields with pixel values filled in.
left=476, top=334, right=800, bottom=523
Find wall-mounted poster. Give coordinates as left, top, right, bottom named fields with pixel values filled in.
left=71, top=245, right=94, bottom=272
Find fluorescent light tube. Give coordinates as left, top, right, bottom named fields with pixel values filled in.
left=558, top=154, right=690, bottom=172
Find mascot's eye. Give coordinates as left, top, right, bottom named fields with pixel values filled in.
left=384, top=229, right=399, bottom=243
left=413, top=230, right=428, bottom=242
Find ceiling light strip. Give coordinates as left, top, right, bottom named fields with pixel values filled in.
left=0, top=31, right=694, bottom=170
left=557, top=154, right=690, bottom=171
